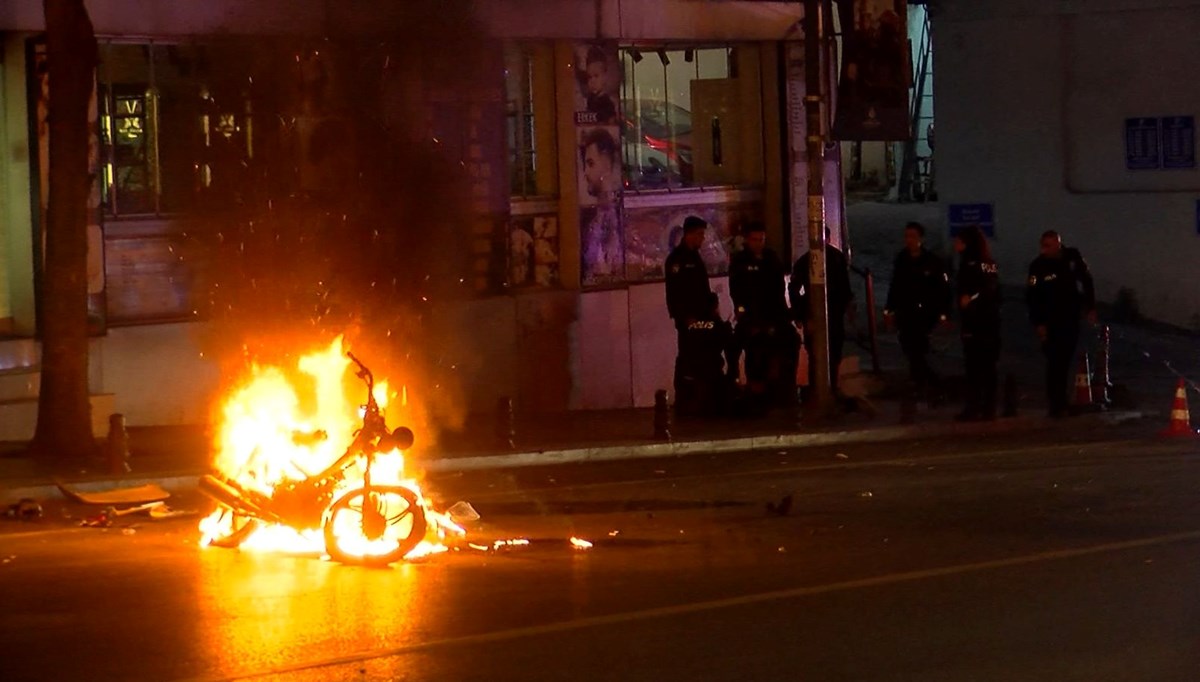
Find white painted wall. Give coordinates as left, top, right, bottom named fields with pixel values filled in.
left=94, top=322, right=220, bottom=424
left=936, top=2, right=1200, bottom=327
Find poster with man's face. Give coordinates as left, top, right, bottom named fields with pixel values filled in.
left=577, top=126, right=622, bottom=207
left=578, top=126, right=624, bottom=286
left=573, top=42, right=621, bottom=126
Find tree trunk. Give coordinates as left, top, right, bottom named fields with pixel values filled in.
left=31, top=0, right=98, bottom=459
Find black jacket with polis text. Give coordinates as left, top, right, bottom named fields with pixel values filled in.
left=789, top=245, right=853, bottom=326
left=884, top=247, right=952, bottom=330
left=729, top=247, right=789, bottom=325
left=957, top=256, right=1001, bottom=341
left=665, top=245, right=712, bottom=328
left=1026, top=247, right=1095, bottom=328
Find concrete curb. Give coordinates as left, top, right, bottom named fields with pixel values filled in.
left=0, top=410, right=1150, bottom=504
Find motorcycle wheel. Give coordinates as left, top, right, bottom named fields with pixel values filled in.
left=323, top=486, right=427, bottom=566
left=206, top=508, right=260, bottom=549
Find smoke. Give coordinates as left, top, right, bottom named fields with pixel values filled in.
left=196, top=1, right=500, bottom=452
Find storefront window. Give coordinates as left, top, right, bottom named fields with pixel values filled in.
left=98, top=41, right=250, bottom=218
left=620, top=47, right=736, bottom=191
left=504, top=43, right=556, bottom=198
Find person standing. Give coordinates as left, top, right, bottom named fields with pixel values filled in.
left=884, top=222, right=951, bottom=402
left=1026, top=230, right=1096, bottom=418
left=954, top=226, right=1001, bottom=421
left=729, top=222, right=792, bottom=411
left=666, top=216, right=713, bottom=413
left=790, top=236, right=854, bottom=399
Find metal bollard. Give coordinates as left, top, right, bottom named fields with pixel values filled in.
left=495, top=397, right=516, bottom=450
left=1092, top=325, right=1112, bottom=406
left=653, top=389, right=672, bottom=441
left=106, top=413, right=131, bottom=474
left=1002, top=373, right=1018, bottom=418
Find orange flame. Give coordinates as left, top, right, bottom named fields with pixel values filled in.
left=198, top=336, right=463, bottom=561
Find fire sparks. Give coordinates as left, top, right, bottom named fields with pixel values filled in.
left=198, top=336, right=463, bottom=564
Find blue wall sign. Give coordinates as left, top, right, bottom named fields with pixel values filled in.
left=948, top=203, right=995, bottom=238
left=1162, top=116, right=1196, bottom=169
left=1125, top=117, right=1161, bottom=170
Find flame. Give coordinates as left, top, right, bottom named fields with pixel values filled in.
left=199, top=336, right=463, bottom=562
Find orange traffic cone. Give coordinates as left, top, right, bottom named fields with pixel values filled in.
left=1161, top=379, right=1197, bottom=437
left=1073, top=354, right=1093, bottom=408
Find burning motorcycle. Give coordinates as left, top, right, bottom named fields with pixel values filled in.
left=198, top=351, right=429, bottom=566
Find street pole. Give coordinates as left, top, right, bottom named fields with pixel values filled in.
left=803, top=0, right=832, bottom=413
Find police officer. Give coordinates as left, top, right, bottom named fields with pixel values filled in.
left=790, top=234, right=853, bottom=398
left=954, top=225, right=1001, bottom=421
left=729, top=222, right=791, bottom=410
left=1027, top=230, right=1096, bottom=418
left=666, top=216, right=713, bottom=413
left=884, top=222, right=951, bottom=401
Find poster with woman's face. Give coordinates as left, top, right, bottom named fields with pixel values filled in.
left=573, top=42, right=621, bottom=126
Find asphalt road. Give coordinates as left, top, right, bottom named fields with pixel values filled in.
left=2, top=430, right=1200, bottom=681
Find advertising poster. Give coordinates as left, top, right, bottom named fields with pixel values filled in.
left=508, top=213, right=560, bottom=288
left=573, top=42, right=625, bottom=286
left=832, top=0, right=911, bottom=141
left=623, top=202, right=763, bottom=281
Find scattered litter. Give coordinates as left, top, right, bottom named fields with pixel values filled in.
left=121, top=528, right=137, bottom=536
left=608, top=530, right=620, bottom=537
left=4, top=498, right=43, bottom=521
left=653, top=470, right=667, bottom=475
left=79, top=515, right=111, bottom=528
left=835, top=453, right=849, bottom=460
left=858, top=491, right=874, bottom=498
left=492, top=538, right=530, bottom=550
left=148, top=505, right=198, bottom=520
left=1144, top=559, right=1154, bottom=565
left=56, top=482, right=170, bottom=506
left=76, top=501, right=195, bottom=526
left=569, top=537, right=593, bottom=550
left=777, top=547, right=787, bottom=553
left=1, top=555, right=14, bottom=564
left=447, top=501, right=480, bottom=523
left=777, top=451, right=787, bottom=456
left=766, top=494, right=793, bottom=517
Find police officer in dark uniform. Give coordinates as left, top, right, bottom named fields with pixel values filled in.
left=666, top=216, right=713, bottom=414
left=790, top=235, right=853, bottom=397
left=729, top=222, right=792, bottom=410
left=884, top=222, right=951, bottom=401
left=1026, top=230, right=1096, bottom=418
left=954, top=225, right=1002, bottom=421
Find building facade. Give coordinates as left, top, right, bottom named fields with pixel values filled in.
left=0, top=0, right=844, bottom=436
left=935, top=0, right=1200, bottom=327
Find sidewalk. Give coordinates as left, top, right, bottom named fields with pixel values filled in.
left=0, top=399, right=1150, bottom=504
left=2, top=200, right=1189, bottom=501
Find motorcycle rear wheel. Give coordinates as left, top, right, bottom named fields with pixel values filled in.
left=323, top=486, right=427, bottom=566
